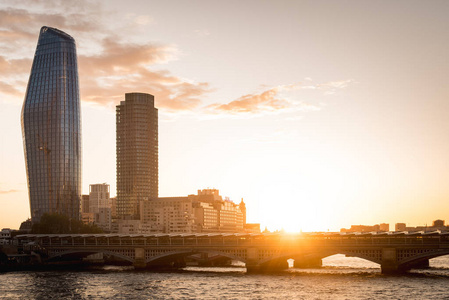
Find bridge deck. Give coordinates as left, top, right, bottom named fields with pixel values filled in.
left=15, top=231, right=449, bottom=248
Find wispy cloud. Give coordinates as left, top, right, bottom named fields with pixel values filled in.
left=194, top=29, right=211, bottom=37
left=0, top=189, right=19, bottom=194
left=207, top=88, right=290, bottom=114
left=205, top=80, right=353, bottom=117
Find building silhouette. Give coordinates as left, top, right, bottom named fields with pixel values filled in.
left=21, top=26, right=82, bottom=222
left=116, top=93, right=158, bottom=219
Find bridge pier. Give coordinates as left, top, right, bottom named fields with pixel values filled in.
left=380, top=247, right=417, bottom=274
left=293, top=256, right=322, bottom=268
left=245, top=247, right=288, bottom=273
left=133, top=248, right=146, bottom=269
left=380, top=248, right=398, bottom=274
left=245, top=260, right=289, bottom=273
left=381, top=262, right=402, bottom=274
left=245, top=263, right=262, bottom=273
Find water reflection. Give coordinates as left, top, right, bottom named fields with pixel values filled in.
left=1, top=255, right=449, bottom=299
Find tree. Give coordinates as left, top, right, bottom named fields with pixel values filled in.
left=31, top=213, right=103, bottom=234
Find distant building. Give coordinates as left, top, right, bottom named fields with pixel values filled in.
left=394, top=220, right=449, bottom=232
left=0, top=228, right=12, bottom=245
left=116, top=189, right=250, bottom=234
left=116, top=219, right=142, bottom=234
left=95, top=207, right=112, bottom=232
left=81, top=213, right=95, bottom=225
left=341, top=224, right=381, bottom=233
left=244, top=223, right=261, bottom=233
left=89, top=183, right=110, bottom=214
left=81, top=195, right=90, bottom=214
left=78, top=184, right=112, bottom=231
left=239, top=199, right=246, bottom=225
left=433, top=219, right=445, bottom=228
left=379, top=223, right=389, bottom=232
left=341, top=223, right=391, bottom=233
left=395, top=223, right=406, bottom=231
left=140, top=197, right=195, bottom=233
left=110, top=197, right=117, bottom=219
left=116, top=93, right=158, bottom=219
left=0, top=229, right=11, bottom=239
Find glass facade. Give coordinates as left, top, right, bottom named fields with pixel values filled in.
left=116, top=93, right=158, bottom=219
left=21, top=26, right=82, bottom=222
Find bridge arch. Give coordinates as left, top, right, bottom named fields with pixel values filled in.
left=145, top=249, right=247, bottom=265
left=47, top=249, right=134, bottom=263
left=398, top=249, right=449, bottom=268
left=258, top=249, right=382, bottom=267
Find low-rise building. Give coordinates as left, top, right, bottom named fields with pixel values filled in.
left=433, top=219, right=445, bottom=228
left=395, top=223, right=406, bottom=231
left=379, top=223, right=389, bottom=232
left=0, top=228, right=12, bottom=245
left=117, top=219, right=142, bottom=234
left=81, top=195, right=90, bottom=214
left=95, top=207, right=112, bottom=232
left=116, top=189, right=250, bottom=234
left=81, top=213, right=95, bottom=225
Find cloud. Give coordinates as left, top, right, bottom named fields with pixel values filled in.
left=78, top=38, right=212, bottom=111
left=0, top=56, right=31, bottom=100
left=208, top=88, right=290, bottom=113
left=0, top=80, right=24, bottom=97
left=0, top=6, right=100, bottom=43
left=0, top=56, right=31, bottom=74
left=205, top=80, right=352, bottom=116
left=0, top=189, right=19, bottom=194
left=194, top=29, right=211, bottom=37
left=0, top=2, right=352, bottom=116
left=0, top=3, right=212, bottom=111
left=126, top=13, right=154, bottom=26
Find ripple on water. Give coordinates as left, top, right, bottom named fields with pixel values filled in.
left=1, top=256, right=449, bottom=299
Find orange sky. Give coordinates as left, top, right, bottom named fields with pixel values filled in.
left=1, top=0, right=449, bottom=232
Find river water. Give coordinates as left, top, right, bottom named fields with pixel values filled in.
left=1, top=255, right=449, bottom=299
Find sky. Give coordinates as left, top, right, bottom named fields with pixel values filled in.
left=1, top=0, right=449, bottom=232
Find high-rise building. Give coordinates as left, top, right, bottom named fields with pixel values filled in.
left=21, top=26, right=82, bottom=222
left=116, top=93, right=158, bottom=219
left=89, top=183, right=110, bottom=214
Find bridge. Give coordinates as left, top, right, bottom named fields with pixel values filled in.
left=15, top=231, right=449, bottom=273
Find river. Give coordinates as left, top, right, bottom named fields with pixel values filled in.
left=1, top=255, right=449, bottom=299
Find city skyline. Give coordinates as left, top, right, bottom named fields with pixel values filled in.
left=1, top=1, right=449, bottom=232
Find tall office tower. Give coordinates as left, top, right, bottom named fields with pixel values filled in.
left=89, top=183, right=110, bottom=214
left=21, top=26, right=82, bottom=222
left=116, top=93, right=158, bottom=219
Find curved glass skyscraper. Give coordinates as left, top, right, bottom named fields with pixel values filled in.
left=21, top=26, right=82, bottom=222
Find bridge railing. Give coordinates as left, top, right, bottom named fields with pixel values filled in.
left=15, top=232, right=449, bottom=250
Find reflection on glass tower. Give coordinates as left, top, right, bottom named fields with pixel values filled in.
left=21, top=26, right=82, bottom=222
